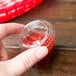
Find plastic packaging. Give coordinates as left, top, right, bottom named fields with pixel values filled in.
left=19, top=20, right=55, bottom=69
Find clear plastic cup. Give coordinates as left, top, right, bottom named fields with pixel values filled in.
left=19, top=20, right=55, bottom=69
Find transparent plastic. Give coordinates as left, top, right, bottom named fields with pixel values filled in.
left=19, top=20, right=55, bottom=69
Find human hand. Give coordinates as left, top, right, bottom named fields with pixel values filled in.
left=0, top=23, right=48, bottom=76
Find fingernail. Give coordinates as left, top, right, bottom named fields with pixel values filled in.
left=36, top=46, right=48, bottom=59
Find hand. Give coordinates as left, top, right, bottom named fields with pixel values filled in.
left=0, top=23, right=48, bottom=76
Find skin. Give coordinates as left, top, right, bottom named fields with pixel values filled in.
left=0, top=23, right=48, bottom=76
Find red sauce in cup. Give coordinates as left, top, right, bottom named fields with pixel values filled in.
left=22, top=33, right=55, bottom=69
left=19, top=20, right=55, bottom=69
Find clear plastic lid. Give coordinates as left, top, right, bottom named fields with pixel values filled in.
left=19, top=20, right=54, bottom=49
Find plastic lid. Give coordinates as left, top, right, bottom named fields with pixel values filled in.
left=19, top=20, right=54, bottom=49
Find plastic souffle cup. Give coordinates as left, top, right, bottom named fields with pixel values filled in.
left=19, top=20, right=55, bottom=69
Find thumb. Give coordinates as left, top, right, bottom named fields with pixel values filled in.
left=6, top=46, right=48, bottom=76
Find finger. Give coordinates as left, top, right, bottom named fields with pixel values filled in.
left=0, top=23, right=24, bottom=40
left=0, top=41, right=8, bottom=61
left=6, top=46, right=48, bottom=76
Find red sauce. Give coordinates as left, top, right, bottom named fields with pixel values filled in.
left=23, top=33, right=55, bottom=69
left=23, top=33, right=45, bottom=45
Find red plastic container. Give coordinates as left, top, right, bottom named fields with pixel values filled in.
left=0, top=0, right=43, bottom=23
left=19, top=20, right=55, bottom=69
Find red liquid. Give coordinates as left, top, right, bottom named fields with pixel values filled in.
left=23, top=33, right=55, bottom=69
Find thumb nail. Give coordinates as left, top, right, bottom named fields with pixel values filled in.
left=36, top=46, right=48, bottom=59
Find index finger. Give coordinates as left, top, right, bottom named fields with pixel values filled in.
left=0, top=23, right=24, bottom=40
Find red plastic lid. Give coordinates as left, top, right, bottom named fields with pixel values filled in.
left=0, top=0, right=43, bottom=23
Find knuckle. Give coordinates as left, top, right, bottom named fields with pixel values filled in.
left=21, top=54, right=36, bottom=69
